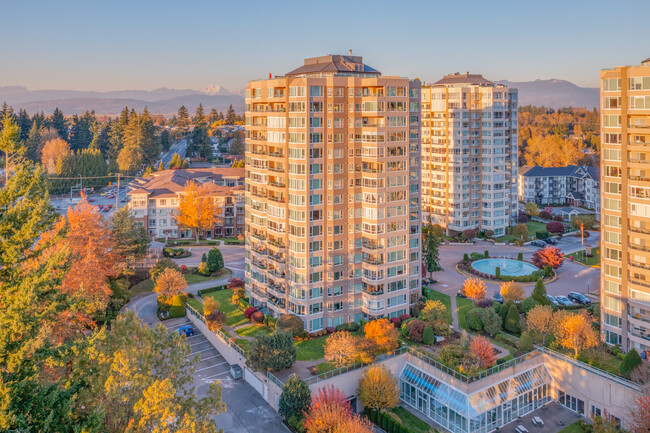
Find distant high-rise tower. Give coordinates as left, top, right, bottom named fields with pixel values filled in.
left=421, top=74, right=519, bottom=236
left=600, top=58, right=650, bottom=351
left=244, top=55, right=422, bottom=332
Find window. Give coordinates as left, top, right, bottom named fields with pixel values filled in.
left=309, top=86, right=323, bottom=97
left=602, top=78, right=621, bottom=91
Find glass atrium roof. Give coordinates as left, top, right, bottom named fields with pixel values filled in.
left=400, top=363, right=552, bottom=418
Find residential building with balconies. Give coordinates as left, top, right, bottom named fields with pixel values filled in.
left=245, top=54, right=421, bottom=332
left=128, top=168, right=245, bottom=239
left=600, top=57, right=650, bottom=352
left=421, top=74, right=518, bottom=237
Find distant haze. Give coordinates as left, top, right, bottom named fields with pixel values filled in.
left=0, top=78, right=598, bottom=116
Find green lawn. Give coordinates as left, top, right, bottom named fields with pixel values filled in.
left=183, top=269, right=229, bottom=284
left=571, top=248, right=600, bottom=267
left=201, top=288, right=248, bottom=327
left=235, top=339, right=249, bottom=354
left=391, top=406, right=433, bottom=433
left=130, top=279, right=154, bottom=296
left=425, top=288, right=453, bottom=324
left=456, top=297, right=476, bottom=331
left=295, top=335, right=328, bottom=361
left=496, top=221, right=550, bottom=243
left=235, top=324, right=272, bottom=338
left=186, top=297, right=204, bottom=314
left=558, top=421, right=583, bottom=433
left=315, top=361, right=335, bottom=374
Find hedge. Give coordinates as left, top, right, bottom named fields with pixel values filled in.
left=197, top=284, right=226, bottom=296
left=535, top=231, right=550, bottom=240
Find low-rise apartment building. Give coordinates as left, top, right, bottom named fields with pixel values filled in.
left=518, top=165, right=600, bottom=216
left=128, top=168, right=245, bottom=239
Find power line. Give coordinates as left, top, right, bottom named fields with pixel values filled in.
left=46, top=175, right=139, bottom=181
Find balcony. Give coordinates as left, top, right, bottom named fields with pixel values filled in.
left=268, top=151, right=285, bottom=158
left=363, top=257, right=384, bottom=265
left=630, top=278, right=650, bottom=289
left=268, top=196, right=286, bottom=203
left=251, top=260, right=267, bottom=270
left=268, top=181, right=286, bottom=188
left=362, top=241, right=383, bottom=250
left=630, top=243, right=650, bottom=253
left=251, top=232, right=267, bottom=241
left=268, top=253, right=285, bottom=264
left=267, top=282, right=286, bottom=295
left=268, top=268, right=285, bottom=278
left=268, top=239, right=286, bottom=249
left=630, top=261, right=650, bottom=271
left=267, top=166, right=285, bottom=173
left=630, top=226, right=650, bottom=235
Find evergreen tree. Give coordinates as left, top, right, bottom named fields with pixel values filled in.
left=31, top=111, right=46, bottom=130
left=157, top=160, right=165, bottom=171
left=206, top=247, right=224, bottom=273
left=16, top=108, right=32, bottom=142
left=278, top=375, right=311, bottom=421
left=194, top=103, right=206, bottom=127
left=230, top=130, right=244, bottom=155
left=25, top=122, right=41, bottom=162
left=0, top=116, right=23, bottom=183
left=191, top=126, right=212, bottom=159
left=160, top=129, right=171, bottom=152
left=209, top=108, right=218, bottom=123
left=247, top=331, right=296, bottom=372
left=518, top=331, right=533, bottom=352
left=177, top=105, right=189, bottom=131
left=181, top=158, right=189, bottom=168
left=169, top=153, right=181, bottom=169
left=621, top=349, right=643, bottom=377
left=423, top=224, right=442, bottom=276
left=68, top=111, right=95, bottom=152
left=531, top=278, right=550, bottom=305
left=50, top=107, right=68, bottom=141
left=112, top=207, right=149, bottom=269
left=225, top=104, right=236, bottom=125
left=504, top=304, right=521, bottom=333
left=0, top=102, right=15, bottom=131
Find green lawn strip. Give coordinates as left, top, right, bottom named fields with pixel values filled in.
left=571, top=248, right=600, bottom=266
left=201, top=288, right=248, bottom=327
left=235, top=324, right=272, bottom=338
left=295, top=335, right=328, bottom=361
left=316, top=361, right=335, bottom=374
left=235, top=339, right=249, bottom=354
left=425, top=288, right=452, bottom=324
left=558, top=421, right=583, bottom=433
left=186, top=297, right=204, bottom=314
left=130, top=279, right=154, bottom=296
left=391, top=406, right=433, bottom=433
left=456, top=297, right=476, bottom=331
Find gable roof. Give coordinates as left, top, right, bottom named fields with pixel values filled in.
left=520, top=165, right=600, bottom=180
left=128, top=168, right=245, bottom=198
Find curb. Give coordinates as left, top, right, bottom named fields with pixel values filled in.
left=455, top=264, right=557, bottom=286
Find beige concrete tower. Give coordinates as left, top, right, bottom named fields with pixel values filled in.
left=244, top=55, right=422, bottom=332
left=421, top=74, right=518, bottom=237
left=600, top=58, right=650, bottom=352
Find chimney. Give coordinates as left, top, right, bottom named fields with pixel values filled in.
left=349, top=49, right=352, bottom=56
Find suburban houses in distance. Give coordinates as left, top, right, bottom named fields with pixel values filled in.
left=128, top=167, right=245, bottom=239
left=518, top=165, right=601, bottom=218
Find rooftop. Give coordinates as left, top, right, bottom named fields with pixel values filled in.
left=286, top=54, right=381, bottom=77
left=433, top=72, right=494, bottom=87
left=520, top=165, right=599, bottom=180
left=128, top=168, right=245, bottom=198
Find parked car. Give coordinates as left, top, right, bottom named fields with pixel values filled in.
left=530, top=240, right=546, bottom=248
left=87, top=198, right=95, bottom=203
left=555, top=295, right=574, bottom=307
left=543, top=238, right=557, bottom=245
left=107, top=194, right=115, bottom=199
left=97, top=204, right=103, bottom=209
left=457, top=290, right=467, bottom=299
left=493, top=292, right=504, bottom=304
left=547, top=295, right=560, bottom=308
left=177, top=325, right=195, bottom=337
left=568, top=292, right=591, bottom=305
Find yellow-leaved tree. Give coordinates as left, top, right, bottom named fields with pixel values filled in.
left=154, top=268, right=187, bottom=302
left=174, top=180, right=220, bottom=244
left=462, top=277, right=487, bottom=300
left=358, top=364, right=400, bottom=412
left=364, top=318, right=399, bottom=354
left=499, top=281, right=525, bottom=303
left=555, top=311, right=598, bottom=357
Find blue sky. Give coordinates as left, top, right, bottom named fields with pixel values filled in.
left=1, top=0, right=649, bottom=92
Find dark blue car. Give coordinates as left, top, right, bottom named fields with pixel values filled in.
left=177, top=325, right=195, bottom=337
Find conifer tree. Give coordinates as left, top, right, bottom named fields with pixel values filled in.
left=50, top=107, right=68, bottom=141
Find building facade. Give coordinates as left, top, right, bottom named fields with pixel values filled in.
left=128, top=168, right=245, bottom=239
left=421, top=74, right=518, bottom=237
left=244, top=55, right=422, bottom=331
left=600, top=58, right=650, bottom=352
left=518, top=165, right=601, bottom=216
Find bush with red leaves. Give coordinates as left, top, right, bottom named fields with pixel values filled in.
left=546, top=221, right=564, bottom=235
left=405, top=319, right=426, bottom=342
left=532, top=246, right=564, bottom=269
left=251, top=311, right=265, bottom=324
left=399, top=314, right=412, bottom=322
left=244, top=306, right=257, bottom=319
left=390, top=317, right=402, bottom=328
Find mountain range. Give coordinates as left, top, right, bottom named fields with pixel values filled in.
left=0, top=78, right=599, bottom=116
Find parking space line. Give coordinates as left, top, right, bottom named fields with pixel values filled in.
left=204, top=371, right=231, bottom=379
left=198, top=355, right=223, bottom=363
left=196, top=361, right=228, bottom=373
left=191, top=348, right=219, bottom=355
left=185, top=334, right=204, bottom=339
left=190, top=340, right=209, bottom=346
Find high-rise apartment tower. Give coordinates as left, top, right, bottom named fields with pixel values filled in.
left=600, top=58, right=650, bottom=352
left=244, top=55, right=422, bottom=332
left=421, top=74, right=518, bottom=236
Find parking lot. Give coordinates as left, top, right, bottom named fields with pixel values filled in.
left=163, top=317, right=288, bottom=433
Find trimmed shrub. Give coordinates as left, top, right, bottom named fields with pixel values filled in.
left=251, top=311, right=265, bottom=324
left=519, top=331, right=534, bottom=352
left=423, top=325, right=435, bottom=345
left=325, top=326, right=336, bottom=334
left=518, top=214, right=529, bottom=223
left=466, top=308, right=484, bottom=331
left=470, top=252, right=484, bottom=261
left=517, top=252, right=523, bottom=261
left=484, top=250, right=489, bottom=258
left=495, top=266, right=501, bottom=279
left=390, top=317, right=402, bottom=328
left=405, top=319, right=426, bottom=342
left=463, top=253, right=470, bottom=262
left=201, top=252, right=207, bottom=262
left=244, top=306, right=257, bottom=319
left=535, top=231, right=550, bottom=240
left=206, top=247, right=224, bottom=273
left=539, top=210, right=552, bottom=220
left=544, top=265, right=552, bottom=277
left=168, top=294, right=186, bottom=318
left=399, top=314, right=411, bottom=322
left=621, top=349, right=643, bottom=377
left=521, top=296, right=540, bottom=314
left=276, top=314, right=305, bottom=337
left=504, top=304, right=521, bottom=333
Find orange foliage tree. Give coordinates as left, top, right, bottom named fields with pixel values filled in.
left=364, top=318, right=399, bottom=354
left=469, top=336, right=496, bottom=368
left=40, top=137, right=70, bottom=174
left=531, top=246, right=564, bottom=269
left=555, top=311, right=598, bottom=357
left=525, top=305, right=554, bottom=343
left=304, top=386, right=373, bottom=433
left=462, top=277, right=487, bottom=300
left=174, top=180, right=220, bottom=244
left=324, top=331, right=374, bottom=367
left=499, top=281, right=525, bottom=303
left=154, top=267, right=188, bottom=301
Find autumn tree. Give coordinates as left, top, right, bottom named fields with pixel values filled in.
left=513, top=223, right=529, bottom=241
left=41, top=137, right=71, bottom=174
left=470, top=336, right=496, bottom=368
left=174, top=180, right=219, bottom=244
left=278, top=374, right=311, bottom=421
left=203, top=296, right=219, bottom=315
left=358, top=364, right=400, bottom=411
left=546, top=221, right=564, bottom=235
left=526, top=305, right=554, bottom=344
left=524, top=202, right=539, bottom=217
left=364, top=318, right=399, bottom=354
left=555, top=311, right=598, bottom=357
left=419, top=299, right=449, bottom=323
left=324, top=331, right=374, bottom=367
left=0, top=116, right=23, bottom=183
left=532, top=246, right=564, bottom=269
left=524, top=134, right=586, bottom=167
left=304, top=386, right=373, bottom=433
left=462, top=277, right=487, bottom=300
left=630, top=395, right=650, bottom=432
left=154, top=267, right=187, bottom=301
left=500, top=281, right=525, bottom=303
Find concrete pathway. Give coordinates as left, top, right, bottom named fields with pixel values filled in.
left=449, top=294, right=460, bottom=331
